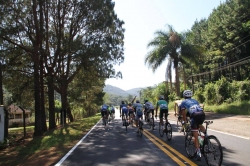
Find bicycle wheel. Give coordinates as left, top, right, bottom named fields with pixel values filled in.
left=103, top=115, right=106, bottom=126
left=159, top=122, right=164, bottom=137
left=151, top=116, right=155, bottom=130
left=139, top=121, right=143, bottom=137
left=166, top=122, right=172, bottom=141
left=177, top=118, right=182, bottom=133
left=124, top=119, right=127, bottom=132
left=203, top=135, right=223, bottom=166
left=185, top=131, right=196, bottom=158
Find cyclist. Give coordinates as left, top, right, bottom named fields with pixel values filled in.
left=128, top=103, right=135, bottom=124
left=101, top=104, right=109, bottom=125
left=108, top=104, right=115, bottom=120
left=120, top=101, right=128, bottom=126
left=155, top=95, right=168, bottom=131
left=144, top=99, right=155, bottom=122
left=133, top=100, right=143, bottom=133
left=180, top=90, right=205, bottom=161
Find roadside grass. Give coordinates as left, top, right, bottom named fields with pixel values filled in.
left=168, top=100, right=250, bottom=115
left=204, top=100, right=250, bottom=115
left=0, top=113, right=101, bottom=166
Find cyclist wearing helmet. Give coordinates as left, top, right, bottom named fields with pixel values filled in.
left=101, top=104, right=109, bottom=125
left=180, top=90, right=205, bottom=161
left=144, top=99, right=155, bottom=122
left=120, top=101, right=128, bottom=126
left=128, top=103, right=135, bottom=124
left=133, top=100, right=143, bottom=133
left=108, top=104, right=115, bottom=120
left=155, top=95, right=169, bottom=127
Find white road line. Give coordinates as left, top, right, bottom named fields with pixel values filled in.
left=169, top=119, right=250, bottom=140
left=55, top=118, right=102, bottom=166
left=208, top=128, right=250, bottom=140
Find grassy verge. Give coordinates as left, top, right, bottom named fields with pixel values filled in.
left=0, top=113, right=101, bottom=166
left=204, top=100, right=250, bottom=115
left=168, top=100, right=250, bottom=115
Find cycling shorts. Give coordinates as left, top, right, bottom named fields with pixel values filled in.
left=135, top=114, right=143, bottom=120
left=122, top=108, right=128, bottom=117
left=101, top=110, right=108, bottom=117
left=190, top=111, right=205, bottom=131
left=128, top=109, right=134, bottom=116
left=159, top=109, right=168, bottom=119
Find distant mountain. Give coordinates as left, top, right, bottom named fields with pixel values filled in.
left=126, top=88, right=142, bottom=97
left=103, top=85, right=143, bottom=97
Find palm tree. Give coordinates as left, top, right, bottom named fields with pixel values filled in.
left=145, top=25, right=203, bottom=97
left=145, top=25, right=182, bottom=96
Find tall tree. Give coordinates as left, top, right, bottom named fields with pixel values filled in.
left=145, top=25, right=185, bottom=97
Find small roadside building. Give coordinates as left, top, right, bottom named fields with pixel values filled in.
left=8, top=105, right=31, bottom=126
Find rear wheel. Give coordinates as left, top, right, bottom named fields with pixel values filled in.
left=159, top=122, right=164, bottom=137
left=204, top=135, right=223, bottom=166
left=103, top=115, right=106, bottom=126
left=166, top=122, right=172, bottom=141
left=177, top=118, right=182, bottom=133
left=151, top=116, right=154, bottom=130
left=185, top=131, right=196, bottom=158
left=124, top=119, right=127, bottom=132
left=139, top=121, right=143, bottom=137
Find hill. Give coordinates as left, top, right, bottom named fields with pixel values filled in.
left=103, top=85, right=143, bottom=97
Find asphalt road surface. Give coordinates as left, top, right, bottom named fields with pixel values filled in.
left=55, top=109, right=250, bottom=166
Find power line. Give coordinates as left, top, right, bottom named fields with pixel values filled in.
left=189, top=56, right=250, bottom=78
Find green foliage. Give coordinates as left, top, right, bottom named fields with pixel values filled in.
left=193, top=87, right=205, bottom=103
left=205, top=100, right=250, bottom=115
left=214, top=76, right=231, bottom=104
left=204, top=82, right=216, bottom=105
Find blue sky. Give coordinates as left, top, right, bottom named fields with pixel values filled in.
left=105, top=0, right=225, bottom=90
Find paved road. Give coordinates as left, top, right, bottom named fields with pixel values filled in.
left=55, top=110, right=250, bottom=166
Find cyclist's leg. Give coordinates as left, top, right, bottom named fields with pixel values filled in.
left=159, top=109, right=164, bottom=126
left=122, top=110, right=125, bottom=125
left=191, top=112, right=205, bottom=160
left=135, top=113, right=139, bottom=127
left=101, top=111, right=105, bottom=123
left=147, top=110, right=150, bottom=121
left=164, top=109, right=169, bottom=124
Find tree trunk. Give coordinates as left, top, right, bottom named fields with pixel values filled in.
left=0, top=63, right=8, bottom=138
left=60, top=76, right=74, bottom=124
left=33, top=58, right=43, bottom=136
left=47, top=69, right=56, bottom=129
left=40, top=59, right=47, bottom=132
left=174, top=59, right=180, bottom=97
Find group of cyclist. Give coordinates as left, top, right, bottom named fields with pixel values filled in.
left=100, top=103, right=115, bottom=124
left=101, top=89, right=205, bottom=161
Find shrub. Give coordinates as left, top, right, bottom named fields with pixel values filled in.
left=204, top=82, right=216, bottom=105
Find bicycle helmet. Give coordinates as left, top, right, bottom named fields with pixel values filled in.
left=136, top=100, right=140, bottom=103
left=183, top=90, right=192, bottom=98
left=159, top=95, right=164, bottom=100
left=144, top=99, right=148, bottom=103
left=121, top=101, right=125, bottom=104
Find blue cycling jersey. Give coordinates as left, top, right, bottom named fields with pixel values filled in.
left=101, top=104, right=108, bottom=111
left=180, top=98, right=203, bottom=115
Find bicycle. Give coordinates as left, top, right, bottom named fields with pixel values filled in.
left=137, top=116, right=143, bottom=137
left=158, top=114, right=172, bottom=141
left=121, top=114, right=129, bottom=132
left=185, top=121, right=223, bottom=166
left=176, top=115, right=190, bottom=135
left=110, top=112, right=115, bottom=121
left=128, top=109, right=135, bottom=126
left=102, top=113, right=109, bottom=127
left=147, top=111, right=155, bottom=130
